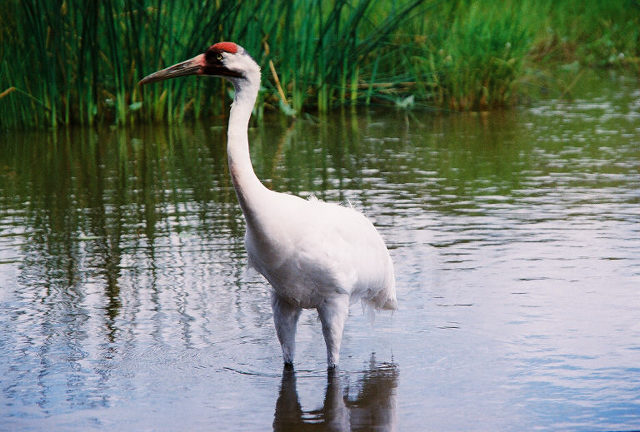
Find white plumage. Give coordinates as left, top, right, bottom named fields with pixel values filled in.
left=140, top=41, right=396, bottom=368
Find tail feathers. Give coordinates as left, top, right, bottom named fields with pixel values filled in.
left=364, top=290, right=398, bottom=312
left=361, top=295, right=396, bottom=325
left=380, top=297, right=398, bottom=311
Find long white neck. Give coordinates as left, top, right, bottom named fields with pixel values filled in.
left=227, top=72, right=268, bottom=221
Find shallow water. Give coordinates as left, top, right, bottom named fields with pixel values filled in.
left=1, top=74, right=639, bottom=431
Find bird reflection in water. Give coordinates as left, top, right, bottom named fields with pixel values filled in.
left=273, top=355, right=399, bottom=431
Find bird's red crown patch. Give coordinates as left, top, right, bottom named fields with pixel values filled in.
left=211, top=42, right=238, bottom=54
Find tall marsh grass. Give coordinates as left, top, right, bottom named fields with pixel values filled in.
left=1, top=0, right=638, bottom=129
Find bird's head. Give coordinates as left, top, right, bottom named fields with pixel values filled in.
left=138, top=42, right=260, bottom=86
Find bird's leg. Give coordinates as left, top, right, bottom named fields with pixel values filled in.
left=317, top=295, right=350, bottom=369
left=272, top=293, right=302, bottom=368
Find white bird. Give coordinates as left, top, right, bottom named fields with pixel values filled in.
left=140, top=42, right=397, bottom=368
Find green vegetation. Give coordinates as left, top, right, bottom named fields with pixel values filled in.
left=1, top=0, right=638, bottom=129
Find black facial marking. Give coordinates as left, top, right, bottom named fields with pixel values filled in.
left=205, top=48, right=222, bottom=65
left=202, top=48, right=242, bottom=78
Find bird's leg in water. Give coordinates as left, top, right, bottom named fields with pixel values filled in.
left=318, top=295, right=350, bottom=368
left=272, top=293, right=302, bottom=368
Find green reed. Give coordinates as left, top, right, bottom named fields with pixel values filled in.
left=0, top=0, right=418, bottom=128
left=0, top=0, right=638, bottom=130
left=417, top=1, right=535, bottom=110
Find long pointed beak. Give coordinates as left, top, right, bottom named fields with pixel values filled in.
left=138, top=54, right=205, bottom=85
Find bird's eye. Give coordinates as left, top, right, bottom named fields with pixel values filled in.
left=216, top=53, right=223, bottom=61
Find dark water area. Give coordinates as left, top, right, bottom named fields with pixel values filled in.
left=1, top=73, right=639, bottom=431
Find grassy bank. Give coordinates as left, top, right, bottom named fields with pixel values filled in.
left=1, top=0, right=638, bottom=129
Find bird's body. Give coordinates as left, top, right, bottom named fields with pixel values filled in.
left=245, top=191, right=396, bottom=310
left=140, top=42, right=396, bottom=368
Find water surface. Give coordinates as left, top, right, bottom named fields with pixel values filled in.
left=1, top=74, right=639, bottom=431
